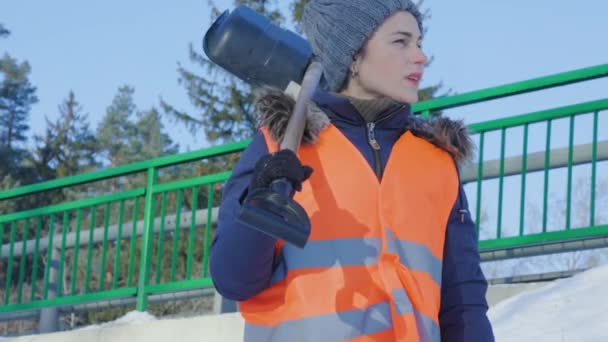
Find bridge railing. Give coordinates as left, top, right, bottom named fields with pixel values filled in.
left=0, top=64, right=606, bottom=315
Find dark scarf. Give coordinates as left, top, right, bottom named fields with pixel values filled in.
left=334, top=93, right=402, bottom=122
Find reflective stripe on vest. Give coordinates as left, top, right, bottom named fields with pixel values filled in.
left=240, top=124, right=459, bottom=341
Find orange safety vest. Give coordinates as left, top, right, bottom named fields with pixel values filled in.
left=240, top=123, right=459, bottom=341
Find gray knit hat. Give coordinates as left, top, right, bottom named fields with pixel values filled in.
left=302, top=0, right=423, bottom=92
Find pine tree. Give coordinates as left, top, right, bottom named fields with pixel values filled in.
left=0, top=29, right=38, bottom=212
left=0, top=53, right=38, bottom=193
left=98, top=86, right=179, bottom=191
left=98, top=86, right=178, bottom=166
left=133, top=107, right=178, bottom=161
left=28, top=91, right=99, bottom=182
left=0, top=54, right=38, bottom=150
left=96, top=85, right=140, bottom=193
left=97, top=85, right=139, bottom=169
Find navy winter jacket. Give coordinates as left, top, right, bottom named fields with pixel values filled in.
left=210, top=91, right=494, bottom=341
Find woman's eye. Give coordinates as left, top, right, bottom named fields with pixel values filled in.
left=393, top=39, right=407, bottom=45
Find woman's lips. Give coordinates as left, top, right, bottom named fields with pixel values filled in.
left=406, top=72, right=422, bottom=85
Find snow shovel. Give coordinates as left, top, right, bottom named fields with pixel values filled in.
left=203, top=5, right=322, bottom=248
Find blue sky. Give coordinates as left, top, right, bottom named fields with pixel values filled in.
left=3, top=0, right=606, bottom=151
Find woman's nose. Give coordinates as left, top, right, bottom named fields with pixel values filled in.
left=411, top=46, right=428, bottom=65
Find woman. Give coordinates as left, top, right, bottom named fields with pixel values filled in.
left=210, top=0, right=494, bottom=341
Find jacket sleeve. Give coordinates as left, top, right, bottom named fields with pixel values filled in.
left=439, top=184, right=495, bottom=342
left=209, top=131, right=278, bottom=301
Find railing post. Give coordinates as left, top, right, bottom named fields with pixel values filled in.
left=213, top=290, right=237, bottom=314
left=136, top=168, right=158, bottom=312
left=39, top=246, right=60, bottom=333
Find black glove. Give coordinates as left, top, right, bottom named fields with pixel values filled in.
left=249, top=150, right=314, bottom=193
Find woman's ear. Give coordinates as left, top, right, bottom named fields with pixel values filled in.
left=350, top=55, right=362, bottom=79
left=339, top=53, right=363, bottom=93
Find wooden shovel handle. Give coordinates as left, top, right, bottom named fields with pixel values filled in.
left=280, top=60, right=324, bottom=152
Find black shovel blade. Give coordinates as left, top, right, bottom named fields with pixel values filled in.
left=237, top=188, right=311, bottom=248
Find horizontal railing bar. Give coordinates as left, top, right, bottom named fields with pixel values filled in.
left=480, top=235, right=608, bottom=262
left=152, top=172, right=231, bottom=194
left=144, top=278, right=214, bottom=295
left=0, top=288, right=137, bottom=313
left=461, top=141, right=608, bottom=183
left=413, top=64, right=608, bottom=113
left=480, top=225, right=608, bottom=250
left=468, top=99, right=608, bottom=133
left=1, top=207, right=219, bottom=259
left=0, top=309, right=38, bottom=322
left=0, top=140, right=249, bottom=201
left=0, top=188, right=145, bottom=224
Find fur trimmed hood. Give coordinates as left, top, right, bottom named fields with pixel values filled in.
left=254, top=87, right=474, bottom=166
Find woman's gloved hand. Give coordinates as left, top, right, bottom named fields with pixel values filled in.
left=249, top=150, right=314, bottom=193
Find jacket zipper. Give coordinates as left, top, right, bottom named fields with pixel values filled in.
left=367, top=122, right=382, bottom=178
left=365, top=105, right=406, bottom=180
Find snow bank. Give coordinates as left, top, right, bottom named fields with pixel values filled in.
left=489, top=264, right=608, bottom=341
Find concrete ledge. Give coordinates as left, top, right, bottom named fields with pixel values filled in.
left=3, top=313, right=244, bottom=342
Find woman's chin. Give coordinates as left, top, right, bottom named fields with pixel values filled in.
left=391, top=92, right=417, bottom=105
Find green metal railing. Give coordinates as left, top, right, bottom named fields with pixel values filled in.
left=0, top=63, right=607, bottom=315
left=0, top=142, right=247, bottom=314
left=469, top=100, right=608, bottom=253
left=416, top=64, right=608, bottom=258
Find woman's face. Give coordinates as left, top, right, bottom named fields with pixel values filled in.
left=342, top=11, right=427, bottom=103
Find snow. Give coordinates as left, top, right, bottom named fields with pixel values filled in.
left=489, top=263, right=608, bottom=342
left=75, top=310, right=156, bottom=331
left=102, top=310, right=157, bottom=326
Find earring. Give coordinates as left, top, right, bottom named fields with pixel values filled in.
left=350, top=68, right=359, bottom=79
